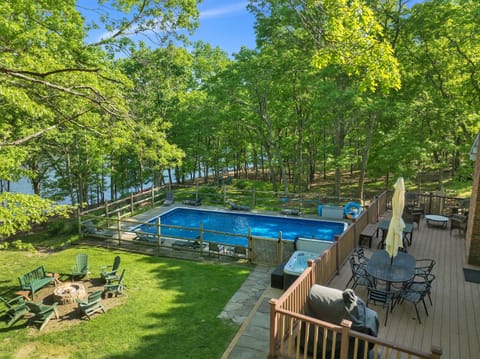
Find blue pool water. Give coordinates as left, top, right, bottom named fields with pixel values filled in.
left=135, top=207, right=347, bottom=247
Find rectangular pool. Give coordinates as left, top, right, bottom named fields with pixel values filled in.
left=135, top=207, right=347, bottom=247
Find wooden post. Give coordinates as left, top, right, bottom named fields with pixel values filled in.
left=199, top=222, right=204, bottom=256
left=195, top=181, right=199, bottom=200
left=278, top=231, right=283, bottom=264
left=105, top=202, right=109, bottom=227
left=151, top=186, right=155, bottom=205
left=223, top=185, right=227, bottom=205
left=130, top=193, right=134, bottom=214
left=157, top=217, right=162, bottom=250
left=268, top=298, right=278, bottom=359
left=252, top=187, right=256, bottom=207
left=248, top=227, right=252, bottom=263
left=334, top=234, right=340, bottom=274
left=339, top=320, right=352, bottom=359
left=431, top=345, right=443, bottom=359
left=307, top=259, right=315, bottom=286
left=116, top=212, right=121, bottom=245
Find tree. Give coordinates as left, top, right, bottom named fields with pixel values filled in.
left=0, top=0, right=199, bottom=235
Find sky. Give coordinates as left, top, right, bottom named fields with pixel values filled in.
left=77, top=0, right=256, bottom=57
left=192, top=0, right=256, bottom=55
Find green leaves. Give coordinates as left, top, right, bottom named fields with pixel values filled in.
left=304, top=0, right=401, bottom=92
left=0, top=193, right=72, bottom=236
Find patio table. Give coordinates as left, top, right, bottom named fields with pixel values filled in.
left=425, top=214, right=449, bottom=229
left=366, top=250, right=415, bottom=291
left=377, top=219, right=414, bottom=248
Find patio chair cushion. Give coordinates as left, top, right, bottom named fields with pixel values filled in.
left=300, top=285, right=379, bottom=358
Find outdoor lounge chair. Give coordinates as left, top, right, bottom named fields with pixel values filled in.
left=233, top=246, right=247, bottom=258
left=172, top=239, right=205, bottom=250
left=164, top=191, right=174, bottom=206
left=77, top=290, right=105, bottom=320
left=104, top=269, right=126, bottom=298
left=71, top=253, right=90, bottom=280
left=209, top=242, right=223, bottom=257
left=280, top=208, right=302, bottom=216
left=100, top=256, right=121, bottom=283
left=0, top=295, right=28, bottom=327
left=228, top=201, right=251, bottom=211
left=183, top=197, right=202, bottom=206
left=26, top=301, right=59, bottom=331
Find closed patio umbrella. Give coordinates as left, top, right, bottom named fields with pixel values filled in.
left=385, top=177, right=406, bottom=261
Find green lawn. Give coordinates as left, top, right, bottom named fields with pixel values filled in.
left=0, top=247, right=251, bottom=358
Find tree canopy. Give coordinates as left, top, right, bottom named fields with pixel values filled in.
left=1, top=0, right=479, bottom=236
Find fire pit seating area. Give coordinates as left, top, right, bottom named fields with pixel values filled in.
left=18, top=266, right=56, bottom=299
left=54, top=283, right=88, bottom=305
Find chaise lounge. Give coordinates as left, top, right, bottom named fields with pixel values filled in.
left=228, top=201, right=251, bottom=211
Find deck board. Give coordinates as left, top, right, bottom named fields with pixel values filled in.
left=328, top=214, right=480, bottom=359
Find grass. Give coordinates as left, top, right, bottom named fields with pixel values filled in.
left=0, top=246, right=251, bottom=358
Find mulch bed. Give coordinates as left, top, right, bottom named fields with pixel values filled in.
left=23, top=277, right=125, bottom=332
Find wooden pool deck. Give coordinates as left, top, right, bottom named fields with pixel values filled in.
left=327, top=215, right=480, bottom=359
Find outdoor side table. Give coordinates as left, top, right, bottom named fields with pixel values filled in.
left=425, top=214, right=449, bottom=229
left=366, top=250, right=415, bottom=290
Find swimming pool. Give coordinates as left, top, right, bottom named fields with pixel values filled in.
left=134, top=207, right=347, bottom=247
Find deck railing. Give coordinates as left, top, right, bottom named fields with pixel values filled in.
left=268, top=259, right=443, bottom=359
left=268, top=191, right=443, bottom=359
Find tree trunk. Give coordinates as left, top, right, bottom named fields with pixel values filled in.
left=358, top=113, right=376, bottom=202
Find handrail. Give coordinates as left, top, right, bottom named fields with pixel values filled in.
left=268, top=191, right=443, bottom=358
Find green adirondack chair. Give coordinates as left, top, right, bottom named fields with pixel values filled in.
left=76, top=290, right=105, bottom=320
left=26, top=301, right=59, bottom=331
left=71, top=253, right=90, bottom=280
left=104, top=269, right=126, bottom=298
left=100, top=256, right=121, bottom=283
left=0, top=295, right=28, bottom=327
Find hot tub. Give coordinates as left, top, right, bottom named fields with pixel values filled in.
left=283, top=237, right=333, bottom=288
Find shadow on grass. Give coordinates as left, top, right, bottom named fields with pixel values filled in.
left=0, top=247, right=251, bottom=359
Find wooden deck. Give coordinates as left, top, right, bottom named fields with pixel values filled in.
left=328, top=214, right=480, bottom=359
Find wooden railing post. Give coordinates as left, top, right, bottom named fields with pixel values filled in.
left=156, top=217, right=162, bottom=253
left=105, top=202, right=109, bottom=226
left=248, top=227, right=252, bottom=263
left=340, top=320, right=352, bottom=359
left=431, top=345, right=443, bottom=358
left=199, top=222, right=204, bottom=256
left=278, top=231, right=283, bottom=264
left=116, top=212, right=121, bottom=245
left=428, top=192, right=433, bottom=214
left=268, top=298, right=278, bottom=359
left=308, top=259, right=315, bottom=286
left=130, top=193, right=134, bottom=214
left=151, top=186, right=155, bottom=205
left=334, top=234, right=340, bottom=274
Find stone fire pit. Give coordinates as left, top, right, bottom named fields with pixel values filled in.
left=54, top=282, right=88, bottom=304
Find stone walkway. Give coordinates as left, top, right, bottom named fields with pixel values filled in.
left=219, top=266, right=283, bottom=359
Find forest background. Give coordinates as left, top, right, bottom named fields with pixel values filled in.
left=0, top=0, right=479, bottom=237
